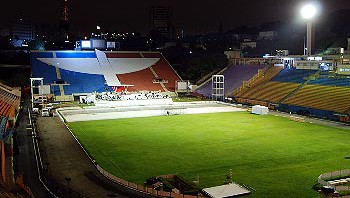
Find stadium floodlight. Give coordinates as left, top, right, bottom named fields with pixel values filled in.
left=300, top=4, right=317, bottom=19
left=300, top=2, right=318, bottom=56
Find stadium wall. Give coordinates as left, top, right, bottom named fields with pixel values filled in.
left=277, top=104, right=340, bottom=121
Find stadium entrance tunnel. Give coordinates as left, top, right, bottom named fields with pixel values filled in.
left=145, top=174, right=202, bottom=196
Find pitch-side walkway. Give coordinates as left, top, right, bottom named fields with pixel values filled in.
left=36, top=115, right=150, bottom=198
left=237, top=103, right=350, bottom=130
left=14, top=103, right=53, bottom=197
left=269, top=110, right=350, bottom=130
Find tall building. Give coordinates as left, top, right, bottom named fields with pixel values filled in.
left=11, top=19, right=35, bottom=47
left=12, top=19, right=35, bottom=41
left=150, top=6, right=173, bottom=40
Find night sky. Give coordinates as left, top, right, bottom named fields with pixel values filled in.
left=1, top=0, right=350, bottom=36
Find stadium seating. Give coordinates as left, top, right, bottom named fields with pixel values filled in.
left=106, top=52, right=142, bottom=58
left=0, top=83, right=21, bottom=140
left=117, top=68, right=164, bottom=92
left=218, top=66, right=350, bottom=120
left=308, top=76, right=350, bottom=87
left=235, top=66, right=283, bottom=98
left=224, top=65, right=267, bottom=94
left=59, top=69, right=109, bottom=95
left=31, top=52, right=57, bottom=85
left=0, top=192, right=19, bottom=198
left=142, top=53, right=181, bottom=92
left=242, top=81, right=301, bottom=103
left=283, top=84, right=350, bottom=113
left=196, top=65, right=266, bottom=97
left=31, top=51, right=180, bottom=95
left=0, top=86, right=20, bottom=118
left=271, top=69, right=317, bottom=83
left=56, top=51, right=97, bottom=58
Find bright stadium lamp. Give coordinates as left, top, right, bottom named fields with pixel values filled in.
left=300, top=2, right=318, bottom=56
left=301, top=4, right=317, bottom=19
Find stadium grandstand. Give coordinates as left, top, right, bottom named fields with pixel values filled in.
left=232, top=64, right=350, bottom=122
left=191, top=52, right=350, bottom=123
left=195, top=64, right=267, bottom=98
left=30, top=50, right=182, bottom=101
left=190, top=51, right=350, bottom=122
left=0, top=82, right=22, bottom=194
left=24, top=50, right=350, bottom=197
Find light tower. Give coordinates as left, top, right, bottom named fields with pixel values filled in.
left=62, top=0, right=69, bottom=22
left=300, top=3, right=318, bottom=56
left=59, top=0, right=70, bottom=40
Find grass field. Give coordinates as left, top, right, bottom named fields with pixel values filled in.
left=68, top=112, right=350, bottom=197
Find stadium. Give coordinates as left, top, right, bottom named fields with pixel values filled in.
left=1, top=48, right=350, bottom=198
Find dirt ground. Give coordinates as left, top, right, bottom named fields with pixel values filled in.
left=36, top=116, right=142, bottom=198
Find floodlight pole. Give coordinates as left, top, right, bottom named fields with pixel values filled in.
left=306, top=21, right=313, bottom=56
left=303, top=36, right=306, bottom=56
left=301, top=3, right=318, bottom=56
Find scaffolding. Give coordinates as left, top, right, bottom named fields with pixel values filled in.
left=212, top=75, right=224, bottom=101
left=30, top=78, right=44, bottom=111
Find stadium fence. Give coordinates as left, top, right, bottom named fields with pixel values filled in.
left=96, top=164, right=205, bottom=198
left=318, top=169, right=350, bottom=191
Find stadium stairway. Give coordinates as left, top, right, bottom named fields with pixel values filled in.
left=196, top=67, right=225, bottom=88
left=196, top=66, right=229, bottom=89
left=149, top=66, right=169, bottom=92
left=232, top=67, right=268, bottom=96
left=55, top=66, right=65, bottom=96
left=140, top=52, right=182, bottom=92
left=234, top=66, right=283, bottom=99
left=196, top=65, right=267, bottom=98
left=278, top=70, right=321, bottom=104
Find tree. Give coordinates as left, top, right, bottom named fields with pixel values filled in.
left=29, top=39, right=45, bottom=50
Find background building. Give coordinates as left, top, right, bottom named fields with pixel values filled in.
left=11, top=19, right=35, bottom=47
left=150, top=6, right=174, bottom=40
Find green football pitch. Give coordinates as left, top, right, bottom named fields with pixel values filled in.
left=68, top=112, right=350, bottom=197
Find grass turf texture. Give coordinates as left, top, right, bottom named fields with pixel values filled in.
left=68, top=112, right=350, bottom=197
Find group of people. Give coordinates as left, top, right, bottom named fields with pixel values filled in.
left=94, top=91, right=170, bottom=102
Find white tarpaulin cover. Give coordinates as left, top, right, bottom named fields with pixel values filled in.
left=203, top=183, right=250, bottom=198
left=252, top=105, right=269, bottom=115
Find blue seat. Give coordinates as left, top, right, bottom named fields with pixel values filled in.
left=272, top=69, right=317, bottom=83
left=309, top=76, right=350, bottom=87
left=59, top=68, right=110, bottom=95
